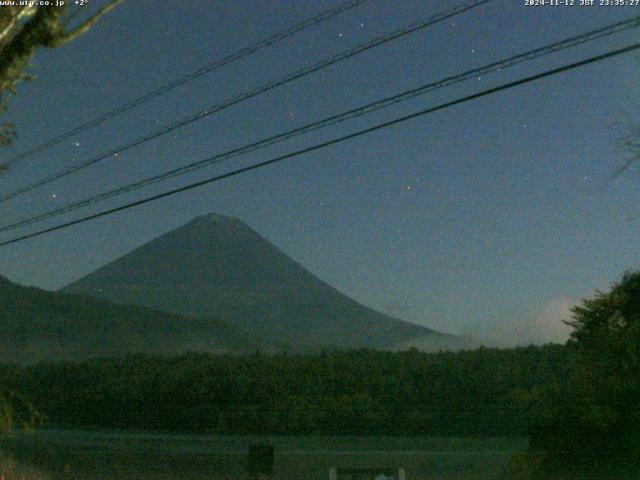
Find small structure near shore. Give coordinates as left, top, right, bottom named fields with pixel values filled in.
left=330, top=467, right=406, bottom=480
left=247, top=444, right=274, bottom=480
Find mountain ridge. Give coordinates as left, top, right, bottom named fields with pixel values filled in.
left=0, top=274, right=268, bottom=364
left=63, top=213, right=467, bottom=351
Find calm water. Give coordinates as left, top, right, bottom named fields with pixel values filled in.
left=0, top=429, right=527, bottom=479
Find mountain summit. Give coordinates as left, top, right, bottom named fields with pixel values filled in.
left=64, top=213, right=459, bottom=351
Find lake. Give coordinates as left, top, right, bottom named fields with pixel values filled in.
left=1, top=429, right=527, bottom=479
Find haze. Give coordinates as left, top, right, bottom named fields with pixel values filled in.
left=1, top=0, right=639, bottom=346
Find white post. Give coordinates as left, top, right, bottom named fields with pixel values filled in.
left=398, top=469, right=406, bottom=480
left=329, top=467, right=337, bottom=480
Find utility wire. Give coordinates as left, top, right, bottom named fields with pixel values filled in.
left=3, top=0, right=370, bottom=167
left=1, top=15, right=638, bottom=234
left=0, top=0, right=493, bottom=204
left=1, top=41, right=638, bottom=248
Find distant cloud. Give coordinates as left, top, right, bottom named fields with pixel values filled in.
left=521, top=298, right=575, bottom=344
left=474, top=297, right=575, bottom=348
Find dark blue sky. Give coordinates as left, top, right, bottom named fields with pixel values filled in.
left=1, top=0, right=639, bottom=345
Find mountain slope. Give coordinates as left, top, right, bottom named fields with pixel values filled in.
left=63, top=213, right=459, bottom=350
left=0, top=275, right=266, bottom=364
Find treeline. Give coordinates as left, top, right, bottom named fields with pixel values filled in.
left=0, top=345, right=569, bottom=436
left=516, top=272, right=640, bottom=479
left=0, top=364, right=41, bottom=433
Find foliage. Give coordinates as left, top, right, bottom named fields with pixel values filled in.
left=0, top=453, right=49, bottom=480
left=0, top=345, right=570, bottom=437
left=524, top=272, right=640, bottom=479
left=0, top=366, right=43, bottom=434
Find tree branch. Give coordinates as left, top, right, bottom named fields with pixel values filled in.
left=0, top=6, right=36, bottom=48
left=0, top=1, right=123, bottom=95
left=0, top=6, right=63, bottom=93
left=51, top=0, right=123, bottom=47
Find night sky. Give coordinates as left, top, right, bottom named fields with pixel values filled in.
left=1, top=0, right=639, bottom=346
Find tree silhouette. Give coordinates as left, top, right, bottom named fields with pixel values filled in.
left=0, top=0, right=122, bottom=171
left=525, top=272, right=640, bottom=479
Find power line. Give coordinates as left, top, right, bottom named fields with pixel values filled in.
left=0, top=0, right=493, bottom=204
left=3, top=0, right=370, bottom=167
left=2, top=41, right=638, bottom=248
left=1, top=14, right=638, bottom=234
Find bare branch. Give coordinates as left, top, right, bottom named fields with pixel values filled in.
left=0, top=6, right=37, bottom=49
left=51, top=0, right=124, bottom=47
left=0, top=1, right=123, bottom=95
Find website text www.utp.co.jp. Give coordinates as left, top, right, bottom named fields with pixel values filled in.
left=0, top=0, right=66, bottom=6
